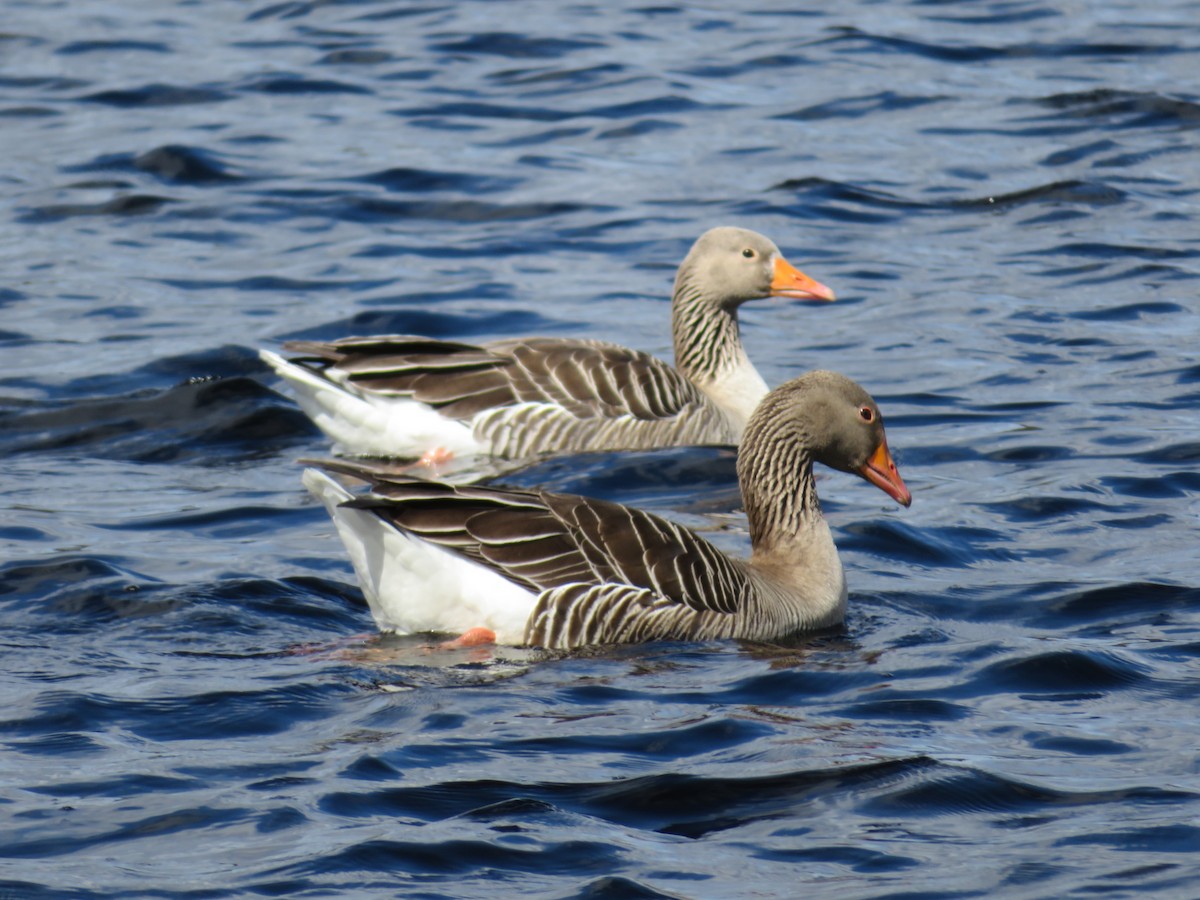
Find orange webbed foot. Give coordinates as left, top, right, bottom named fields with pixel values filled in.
left=437, top=627, right=497, bottom=650
left=417, top=446, right=455, bottom=469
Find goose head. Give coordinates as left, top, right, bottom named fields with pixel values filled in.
left=795, top=371, right=911, bottom=507
left=674, top=226, right=836, bottom=311
left=739, top=370, right=912, bottom=540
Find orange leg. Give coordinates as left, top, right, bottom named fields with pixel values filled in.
left=417, top=446, right=455, bottom=469
left=437, top=626, right=497, bottom=650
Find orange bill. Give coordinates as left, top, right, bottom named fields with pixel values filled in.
left=770, top=256, right=836, bottom=302
left=857, top=439, right=912, bottom=507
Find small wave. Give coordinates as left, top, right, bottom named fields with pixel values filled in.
left=392, top=94, right=717, bottom=125
left=598, top=119, right=683, bottom=139
left=0, top=105, right=59, bottom=119
left=764, top=178, right=922, bottom=225
left=320, top=756, right=929, bottom=838
left=841, top=519, right=1011, bottom=568
left=0, top=286, right=27, bottom=307
left=490, top=62, right=627, bottom=88
left=1069, top=300, right=1186, bottom=321
left=769, top=177, right=1123, bottom=220
left=1092, top=143, right=1194, bottom=168
left=925, top=7, right=1058, bottom=26
left=1032, top=88, right=1200, bottom=130
left=160, top=576, right=370, bottom=642
left=392, top=99, right=572, bottom=123
left=98, top=503, right=307, bottom=537
left=82, top=83, right=230, bottom=107
left=11, top=575, right=182, bottom=631
left=431, top=32, right=605, bottom=59
left=976, top=647, right=1152, bottom=695
left=772, top=177, right=923, bottom=211
left=1057, top=822, right=1200, bottom=853
left=1103, top=472, right=1200, bottom=499
left=0, top=74, right=85, bottom=90
left=277, top=306, right=565, bottom=343
left=275, top=832, right=624, bottom=879
left=983, top=493, right=1118, bottom=523
left=319, top=49, right=393, bottom=65
left=983, top=444, right=1074, bottom=464
left=998, top=581, right=1200, bottom=633
left=1040, top=138, right=1119, bottom=166
left=18, top=194, right=176, bottom=223
left=27, top=771, right=200, bottom=800
left=568, top=876, right=682, bottom=900
left=947, top=180, right=1125, bottom=210
left=774, top=90, right=948, bottom=122
left=587, top=95, right=723, bottom=120
left=7, top=681, right=354, bottom=746
left=244, top=75, right=372, bottom=96
left=57, top=40, right=169, bottom=55
left=62, top=144, right=241, bottom=185
left=1030, top=242, right=1196, bottom=261
left=332, top=196, right=600, bottom=225
left=353, top=166, right=520, bottom=194
left=1, top=376, right=314, bottom=462
left=1132, top=441, right=1200, bottom=465
left=863, top=761, right=1187, bottom=818
left=0, top=555, right=141, bottom=603
left=835, top=697, right=970, bottom=722
left=828, top=27, right=1175, bottom=65
left=482, top=124, right=593, bottom=147
left=157, top=274, right=388, bottom=294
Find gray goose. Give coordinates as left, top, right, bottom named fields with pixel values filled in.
left=261, top=227, right=834, bottom=467
left=303, top=370, right=910, bottom=649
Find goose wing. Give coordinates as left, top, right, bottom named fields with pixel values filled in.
left=317, top=461, right=754, bottom=645
left=283, top=335, right=710, bottom=423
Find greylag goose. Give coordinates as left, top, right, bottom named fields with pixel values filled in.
left=303, top=370, right=910, bottom=649
left=261, top=227, right=834, bottom=466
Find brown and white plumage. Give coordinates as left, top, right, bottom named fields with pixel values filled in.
left=303, top=370, right=911, bottom=649
left=262, top=227, right=835, bottom=465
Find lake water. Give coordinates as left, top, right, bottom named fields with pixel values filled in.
left=2, top=1, right=1199, bottom=897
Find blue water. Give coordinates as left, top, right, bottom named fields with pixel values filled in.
left=3, top=0, right=1199, bottom=896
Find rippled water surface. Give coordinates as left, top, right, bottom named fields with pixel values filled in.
left=3, top=1, right=1200, bottom=896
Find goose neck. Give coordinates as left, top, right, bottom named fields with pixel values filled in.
left=671, top=282, right=744, bottom=384
left=737, top=418, right=822, bottom=554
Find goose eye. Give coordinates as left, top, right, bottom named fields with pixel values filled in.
left=859, top=406, right=875, bottom=423
left=741, top=248, right=755, bottom=259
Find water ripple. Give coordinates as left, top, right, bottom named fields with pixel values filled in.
left=2, top=376, right=313, bottom=462
left=62, top=145, right=244, bottom=184
left=81, top=83, right=231, bottom=107
left=974, top=648, right=1152, bottom=695
left=431, top=32, right=606, bottom=59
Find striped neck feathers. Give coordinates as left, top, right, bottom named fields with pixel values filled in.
left=737, top=396, right=822, bottom=554
left=670, top=273, right=747, bottom=385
